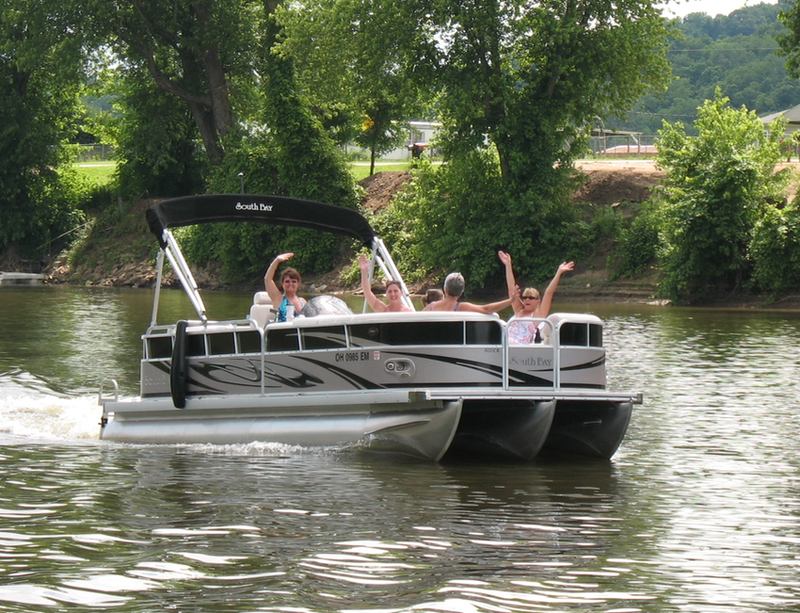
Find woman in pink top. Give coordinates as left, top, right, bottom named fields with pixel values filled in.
left=499, top=251, right=574, bottom=319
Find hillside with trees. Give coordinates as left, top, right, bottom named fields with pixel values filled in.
left=612, top=0, right=800, bottom=134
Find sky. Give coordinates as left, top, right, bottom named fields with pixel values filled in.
left=661, top=0, right=779, bottom=18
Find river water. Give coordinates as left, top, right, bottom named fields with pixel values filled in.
left=1, top=285, right=799, bottom=612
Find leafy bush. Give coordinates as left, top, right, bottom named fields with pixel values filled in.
left=656, top=92, right=788, bottom=302
left=0, top=31, right=85, bottom=260
left=374, top=149, right=586, bottom=291
left=750, top=203, right=800, bottom=293
left=112, top=74, right=207, bottom=200
left=183, top=54, right=361, bottom=285
left=29, top=168, right=88, bottom=259
left=379, top=152, right=514, bottom=289
left=81, top=182, right=118, bottom=214
left=587, top=206, right=624, bottom=247
left=610, top=200, right=663, bottom=279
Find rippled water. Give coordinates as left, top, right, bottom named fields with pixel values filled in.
left=1, top=287, right=800, bottom=611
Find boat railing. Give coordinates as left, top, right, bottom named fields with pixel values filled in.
left=140, top=311, right=605, bottom=395
left=97, top=378, right=119, bottom=425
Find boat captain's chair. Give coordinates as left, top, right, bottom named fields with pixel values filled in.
left=249, top=291, right=275, bottom=328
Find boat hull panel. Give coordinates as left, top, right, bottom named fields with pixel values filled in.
left=446, top=399, right=557, bottom=461
left=541, top=400, right=633, bottom=459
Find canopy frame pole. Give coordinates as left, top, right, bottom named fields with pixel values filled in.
left=162, top=229, right=207, bottom=322
left=150, top=250, right=165, bottom=327
left=371, top=237, right=415, bottom=311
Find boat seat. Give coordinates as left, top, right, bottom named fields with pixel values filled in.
left=249, top=291, right=275, bottom=328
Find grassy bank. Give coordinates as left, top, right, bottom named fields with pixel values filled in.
left=74, top=160, right=416, bottom=185
left=58, top=160, right=800, bottom=309
left=75, top=161, right=116, bottom=186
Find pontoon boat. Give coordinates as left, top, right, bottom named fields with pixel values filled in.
left=98, top=194, right=641, bottom=461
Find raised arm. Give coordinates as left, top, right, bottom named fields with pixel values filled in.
left=538, top=261, right=574, bottom=317
left=498, top=250, right=523, bottom=314
left=460, top=297, right=513, bottom=315
left=359, top=255, right=387, bottom=312
left=264, top=252, right=293, bottom=306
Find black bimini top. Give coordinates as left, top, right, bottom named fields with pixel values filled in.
left=146, top=194, right=376, bottom=248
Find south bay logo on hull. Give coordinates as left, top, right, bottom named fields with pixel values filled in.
left=235, top=201, right=274, bottom=212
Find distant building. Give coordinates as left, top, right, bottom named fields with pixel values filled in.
left=347, top=120, right=441, bottom=161
left=760, top=104, right=800, bottom=160
left=759, top=103, right=800, bottom=136
left=600, top=144, right=658, bottom=155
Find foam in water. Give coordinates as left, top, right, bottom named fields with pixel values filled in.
left=0, top=371, right=352, bottom=455
left=0, top=372, right=341, bottom=455
left=0, top=371, right=102, bottom=441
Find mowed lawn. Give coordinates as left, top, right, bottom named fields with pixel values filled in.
left=74, top=160, right=414, bottom=186
left=348, top=161, right=412, bottom=181
left=74, top=161, right=116, bottom=186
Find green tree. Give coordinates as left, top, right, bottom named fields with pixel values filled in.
left=0, top=0, right=87, bottom=257
left=181, top=4, right=360, bottom=283
left=98, top=68, right=207, bottom=198
left=656, top=92, right=788, bottom=302
left=351, top=0, right=669, bottom=285
left=750, top=202, right=800, bottom=293
left=277, top=0, right=428, bottom=176
left=419, top=0, right=671, bottom=191
left=81, top=0, right=270, bottom=166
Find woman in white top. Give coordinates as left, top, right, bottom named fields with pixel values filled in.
left=499, top=251, right=574, bottom=319
left=499, top=251, right=574, bottom=343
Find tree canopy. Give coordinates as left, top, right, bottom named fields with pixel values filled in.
left=277, top=0, right=430, bottom=175
left=16, top=0, right=800, bottom=299
left=387, top=0, right=671, bottom=284
left=424, top=0, right=671, bottom=190
left=79, top=0, right=269, bottom=166
left=0, top=0, right=87, bottom=256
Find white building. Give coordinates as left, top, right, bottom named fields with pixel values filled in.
left=348, top=120, right=441, bottom=161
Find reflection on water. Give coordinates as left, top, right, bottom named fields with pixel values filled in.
left=1, top=288, right=800, bottom=610
left=2, top=442, right=798, bottom=611
left=0, top=286, right=268, bottom=395
left=0, top=445, right=645, bottom=611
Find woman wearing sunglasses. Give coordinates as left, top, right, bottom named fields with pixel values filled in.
left=264, top=252, right=308, bottom=322
left=499, top=251, right=574, bottom=319
left=498, top=251, right=574, bottom=343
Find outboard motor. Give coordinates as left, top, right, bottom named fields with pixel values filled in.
left=301, top=295, right=352, bottom=317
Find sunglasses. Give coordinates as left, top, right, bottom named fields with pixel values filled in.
left=522, top=295, right=539, bottom=301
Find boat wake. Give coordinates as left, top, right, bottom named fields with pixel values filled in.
left=0, top=369, right=350, bottom=456
left=0, top=369, right=106, bottom=442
